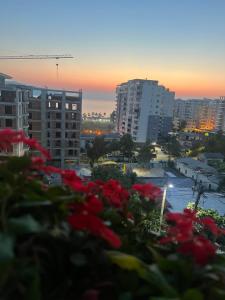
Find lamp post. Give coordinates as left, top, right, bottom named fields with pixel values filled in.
left=159, top=183, right=174, bottom=232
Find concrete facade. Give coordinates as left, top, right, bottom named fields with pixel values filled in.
left=28, top=88, right=82, bottom=168
left=116, top=79, right=174, bottom=143
left=0, top=73, right=29, bottom=156
left=0, top=73, right=82, bottom=168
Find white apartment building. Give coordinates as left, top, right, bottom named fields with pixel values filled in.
left=0, top=73, right=29, bottom=156
left=116, top=79, right=175, bottom=143
left=174, top=97, right=225, bottom=132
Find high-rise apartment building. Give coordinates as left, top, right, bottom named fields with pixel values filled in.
left=174, top=97, right=225, bottom=132
left=0, top=73, right=29, bottom=156
left=116, top=79, right=174, bottom=143
left=28, top=88, right=82, bottom=168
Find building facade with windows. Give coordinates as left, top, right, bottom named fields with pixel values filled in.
left=28, top=88, right=82, bottom=168
left=0, top=73, right=29, bottom=156
left=174, top=97, right=225, bottom=132
left=116, top=79, right=174, bottom=143
left=0, top=73, right=82, bottom=167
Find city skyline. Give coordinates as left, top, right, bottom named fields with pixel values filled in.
left=1, top=0, right=225, bottom=113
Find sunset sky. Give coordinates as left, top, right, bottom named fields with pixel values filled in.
left=0, top=0, right=225, bottom=114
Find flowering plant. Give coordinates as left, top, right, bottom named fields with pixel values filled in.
left=0, top=129, right=225, bottom=300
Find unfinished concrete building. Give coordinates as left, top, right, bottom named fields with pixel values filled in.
left=28, top=88, right=82, bottom=168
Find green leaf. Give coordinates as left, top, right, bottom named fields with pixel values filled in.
left=107, top=251, right=150, bottom=281
left=107, top=251, right=178, bottom=297
left=25, top=266, right=41, bottom=300
left=0, top=233, right=14, bottom=263
left=149, top=297, right=180, bottom=300
left=70, top=253, right=87, bottom=266
left=182, top=289, right=204, bottom=300
left=8, top=215, right=42, bottom=235
left=119, top=292, right=133, bottom=300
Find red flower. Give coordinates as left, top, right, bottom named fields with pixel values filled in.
left=160, top=209, right=221, bottom=265
left=102, top=179, right=129, bottom=208
left=178, top=235, right=216, bottom=265
left=68, top=196, right=121, bottom=248
left=200, top=217, right=220, bottom=236
left=0, top=129, right=50, bottom=160
left=61, top=169, right=88, bottom=193
left=132, top=183, right=161, bottom=200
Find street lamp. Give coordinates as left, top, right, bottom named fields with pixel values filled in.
left=159, top=183, right=174, bottom=232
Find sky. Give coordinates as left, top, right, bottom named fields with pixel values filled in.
left=0, top=0, right=225, bottom=114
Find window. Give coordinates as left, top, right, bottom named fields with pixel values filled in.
left=69, top=140, right=73, bottom=147
left=29, top=112, right=32, bottom=119
left=29, top=123, right=32, bottom=130
left=55, top=149, right=61, bottom=156
left=56, top=113, right=61, bottom=119
left=56, top=122, right=61, bottom=129
left=48, top=101, right=51, bottom=107
left=72, top=123, right=76, bottom=129
left=72, top=103, right=77, bottom=110
left=5, top=119, right=13, bottom=127
left=47, top=112, right=50, bottom=119
left=47, top=122, right=50, bottom=128
left=55, top=140, right=61, bottom=147
left=65, top=103, right=69, bottom=109
left=47, top=132, right=50, bottom=138
left=68, top=150, right=73, bottom=156
left=56, top=132, right=61, bottom=138
left=66, top=123, right=69, bottom=129
left=5, top=106, right=12, bottom=114
left=71, top=113, right=76, bottom=119
left=56, top=102, right=59, bottom=108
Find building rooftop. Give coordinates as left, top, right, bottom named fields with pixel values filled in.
left=0, top=73, right=12, bottom=79
left=200, top=153, right=224, bottom=159
left=176, top=157, right=216, bottom=173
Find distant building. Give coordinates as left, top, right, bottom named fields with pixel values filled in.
left=116, top=79, right=174, bottom=143
left=28, top=87, right=82, bottom=168
left=175, top=157, right=220, bottom=190
left=0, top=73, right=29, bottom=156
left=198, top=153, right=224, bottom=166
left=174, top=97, right=225, bottom=132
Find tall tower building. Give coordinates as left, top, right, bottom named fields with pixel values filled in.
left=116, top=79, right=174, bottom=143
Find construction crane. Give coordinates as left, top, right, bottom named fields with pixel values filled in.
left=0, top=54, right=73, bottom=59
left=0, top=54, right=74, bottom=79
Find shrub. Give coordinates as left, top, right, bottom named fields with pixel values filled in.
left=0, top=129, right=225, bottom=300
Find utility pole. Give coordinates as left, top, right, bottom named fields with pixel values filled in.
left=192, top=173, right=205, bottom=210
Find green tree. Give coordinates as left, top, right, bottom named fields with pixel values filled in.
left=86, top=136, right=107, bottom=168
left=166, top=136, right=181, bottom=157
left=189, top=141, right=205, bottom=157
left=119, top=134, right=135, bottom=159
left=137, top=143, right=155, bottom=165
left=92, top=164, right=137, bottom=188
